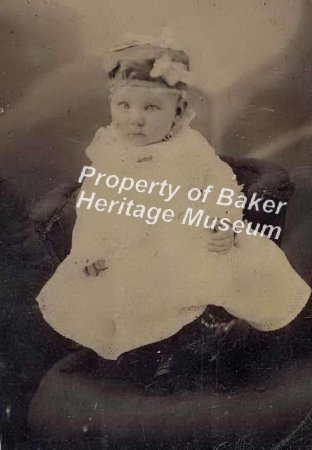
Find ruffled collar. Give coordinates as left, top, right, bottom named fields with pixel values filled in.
left=87, top=107, right=196, bottom=166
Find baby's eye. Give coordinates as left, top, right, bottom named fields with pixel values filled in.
left=145, top=104, right=161, bottom=111
left=118, top=102, right=130, bottom=109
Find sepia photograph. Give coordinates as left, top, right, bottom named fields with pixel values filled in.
left=1, top=1, right=312, bottom=448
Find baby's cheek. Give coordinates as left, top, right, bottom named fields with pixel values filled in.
left=113, top=120, right=125, bottom=131
left=153, top=119, right=170, bottom=137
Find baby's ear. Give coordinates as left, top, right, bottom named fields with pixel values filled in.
left=176, top=98, right=188, bottom=118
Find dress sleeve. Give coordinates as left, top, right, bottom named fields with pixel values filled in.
left=85, top=127, right=106, bottom=163
left=85, top=125, right=119, bottom=165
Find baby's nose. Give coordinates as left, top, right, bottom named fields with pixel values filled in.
left=131, top=110, right=145, bottom=127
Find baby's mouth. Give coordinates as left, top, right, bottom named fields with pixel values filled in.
left=128, top=131, right=145, bottom=137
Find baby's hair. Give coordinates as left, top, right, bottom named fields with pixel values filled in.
left=109, top=60, right=156, bottom=82
left=104, top=44, right=191, bottom=91
left=108, top=60, right=188, bottom=91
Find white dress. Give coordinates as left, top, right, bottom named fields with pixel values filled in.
left=37, top=125, right=311, bottom=359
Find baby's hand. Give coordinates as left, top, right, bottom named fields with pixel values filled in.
left=207, top=225, right=234, bottom=255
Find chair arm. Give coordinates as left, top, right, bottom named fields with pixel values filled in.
left=220, top=155, right=294, bottom=245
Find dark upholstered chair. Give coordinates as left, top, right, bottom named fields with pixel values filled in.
left=21, top=157, right=312, bottom=449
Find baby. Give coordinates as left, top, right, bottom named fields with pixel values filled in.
left=36, top=38, right=311, bottom=360
left=106, top=64, right=233, bottom=253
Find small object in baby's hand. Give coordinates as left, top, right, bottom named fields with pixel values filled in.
left=208, top=222, right=234, bottom=255
left=84, top=259, right=108, bottom=277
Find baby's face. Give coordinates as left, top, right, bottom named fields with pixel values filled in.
left=110, top=86, right=181, bottom=146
